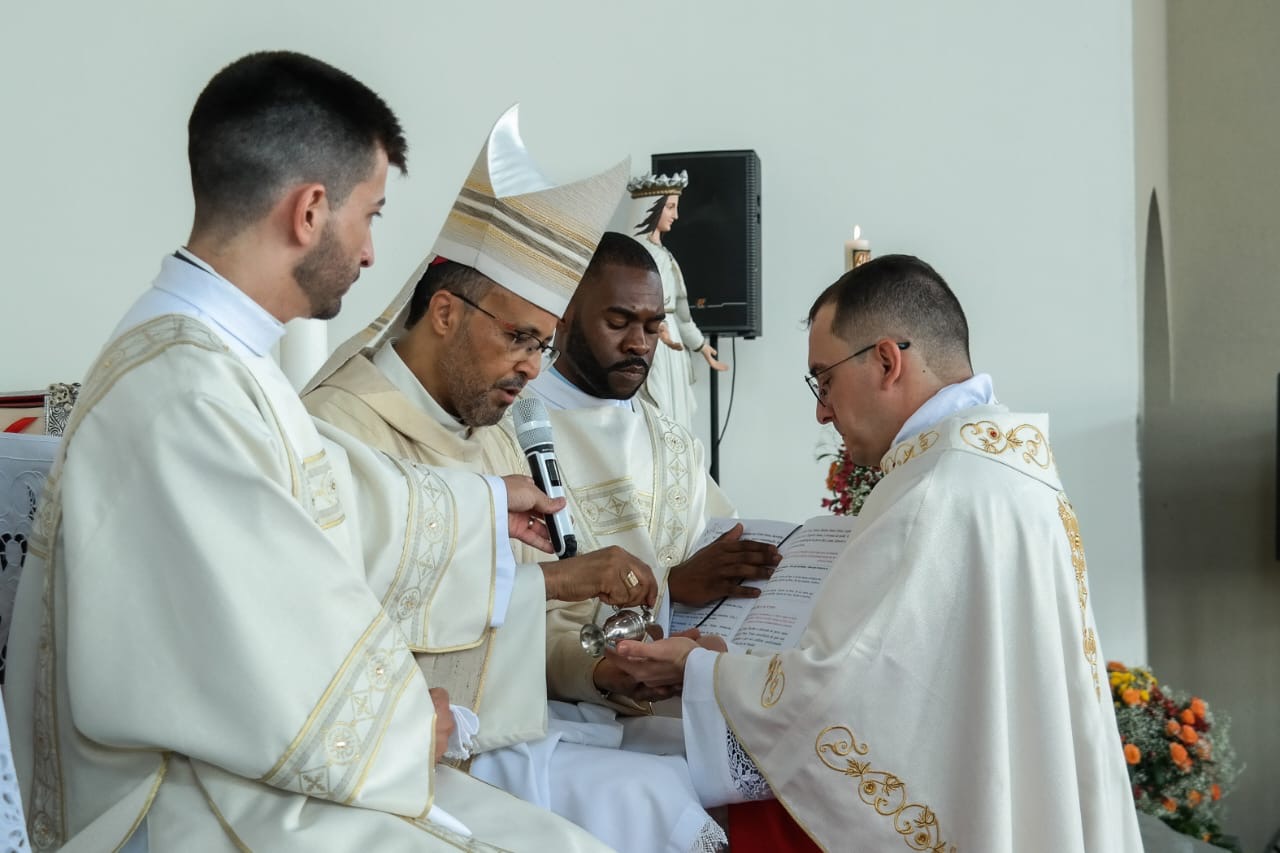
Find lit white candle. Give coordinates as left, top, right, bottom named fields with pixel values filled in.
left=844, top=225, right=872, bottom=271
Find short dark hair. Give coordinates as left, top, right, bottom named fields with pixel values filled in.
left=405, top=261, right=495, bottom=328
left=188, top=51, right=407, bottom=236
left=632, top=195, right=669, bottom=236
left=808, top=254, right=972, bottom=371
left=586, top=232, right=660, bottom=278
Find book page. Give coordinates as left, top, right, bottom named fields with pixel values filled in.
left=667, top=519, right=801, bottom=637
left=729, top=515, right=856, bottom=650
left=666, top=515, right=856, bottom=650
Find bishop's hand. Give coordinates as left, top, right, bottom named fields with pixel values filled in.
left=502, top=474, right=566, bottom=553
left=429, top=688, right=454, bottom=764
left=541, top=546, right=657, bottom=608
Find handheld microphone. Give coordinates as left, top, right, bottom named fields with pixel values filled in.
left=512, top=398, right=577, bottom=558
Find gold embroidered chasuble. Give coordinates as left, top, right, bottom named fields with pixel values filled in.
left=4, top=315, right=608, bottom=852
left=709, top=406, right=1142, bottom=852
left=304, top=350, right=549, bottom=753
left=516, top=398, right=729, bottom=707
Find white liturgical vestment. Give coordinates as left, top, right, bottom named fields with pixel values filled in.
left=682, top=381, right=1143, bottom=852
left=306, top=350, right=727, bottom=853
left=3, top=252, right=610, bottom=852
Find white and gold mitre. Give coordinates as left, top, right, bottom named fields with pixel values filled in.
left=433, top=105, right=629, bottom=317
left=626, top=170, right=688, bottom=199
left=303, top=106, right=628, bottom=394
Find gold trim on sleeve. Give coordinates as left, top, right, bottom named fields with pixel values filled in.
left=816, top=725, right=955, bottom=853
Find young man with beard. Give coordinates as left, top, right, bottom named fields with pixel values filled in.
left=613, top=255, right=1144, bottom=852
left=3, top=55, right=616, bottom=852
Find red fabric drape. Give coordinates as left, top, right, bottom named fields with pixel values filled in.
left=727, top=800, right=821, bottom=852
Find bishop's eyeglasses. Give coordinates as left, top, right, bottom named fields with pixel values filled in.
left=804, top=341, right=910, bottom=403
left=451, top=292, right=560, bottom=364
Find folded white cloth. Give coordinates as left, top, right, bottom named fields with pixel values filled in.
left=444, top=704, right=481, bottom=761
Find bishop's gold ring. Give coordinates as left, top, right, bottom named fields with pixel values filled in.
left=625, top=570, right=639, bottom=588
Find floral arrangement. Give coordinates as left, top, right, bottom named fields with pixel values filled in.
left=820, top=445, right=884, bottom=516
left=1108, top=661, right=1242, bottom=851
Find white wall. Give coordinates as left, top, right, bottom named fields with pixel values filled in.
left=0, top=0, right=1144, bottom=662
left=1147, top=3, right=1280, bottom=848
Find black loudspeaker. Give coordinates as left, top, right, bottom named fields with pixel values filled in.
left=650, top=150, right=762, bottom=339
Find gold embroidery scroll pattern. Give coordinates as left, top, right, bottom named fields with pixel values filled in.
left=959, top=421, right=1051, bottom=470
left=28, top=315, right=229, bottom=851
left=761, top=655, right=785, bottom=708
left=385, top=459, right=456, bottom=646
left=262, top=616, right=418, bottom=802
left=1056, top=494, right=1101, bottom=699
left=302, top=450, right=345, bottom=530
left=880, top=430, right=940, bottom=474
left=816, top=726, right=955, bottom=853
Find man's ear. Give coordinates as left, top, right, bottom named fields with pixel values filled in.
left=876, top=338, right=906, bottom=389
left=555, top=307, right=574, bottom=343
left=287, top=183, right=329, bottom=248
left=428, top=290, right=460, bottom=336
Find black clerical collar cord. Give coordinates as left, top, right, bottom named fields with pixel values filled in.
left=173, top=249, right=214, bottom=276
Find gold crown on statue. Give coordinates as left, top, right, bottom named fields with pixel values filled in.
left=626, top=170, right=688, bottom=198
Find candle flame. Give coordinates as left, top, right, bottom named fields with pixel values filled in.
left=853, top=225, right=861, bottom=240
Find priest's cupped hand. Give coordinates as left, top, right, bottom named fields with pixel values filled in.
left=594, top=646, right=681, bottom=702
left=502, top=474, right=568, bottom=553
left=612, top=632, right=725, bottom=687
left=429, top=688, right=454, bottom=764
left=667, top=523, right=781, bottom=606
left=541, top=546, right=657, bottom=608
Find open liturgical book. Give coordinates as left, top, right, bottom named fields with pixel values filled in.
left=668, top=515, right=858, bottom=651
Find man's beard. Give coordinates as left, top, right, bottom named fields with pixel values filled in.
left=293, top=220, right=357, bottom=320
left=440, top=321, right=527, bottom=427
left=562, top=316, right=649, bottom=400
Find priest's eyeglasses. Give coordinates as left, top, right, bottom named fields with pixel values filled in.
left=451, top=292, right=560, bottom=364
left=805, top=341, right=910, bottom=403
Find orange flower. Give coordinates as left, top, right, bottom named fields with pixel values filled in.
left=1122, top=688, right=1141, bottom=706
left=1170, top=742, right=1190, bottom=769
left=1180, top=725, right=1199, bottom=745
left=1123, top=743, right=1141, bottom=765
left=1180, top=708, right=1196, bottom=725
left=1162, top=797, right=1177, bottom=812
left=1107, top=661, right=1126, bottom=672
left=1188, top=790, right=1203, bottom=807
left=1190, top=697, right=1207, bottom=718
left=1211, top=783, right=1221, bottom=802
left=1165, top=719, right=1182, bottom=737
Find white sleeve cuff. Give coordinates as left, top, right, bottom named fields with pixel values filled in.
left=481, top=474, right=517, bottom=627
left=681, top=648, right=739, bottom=807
